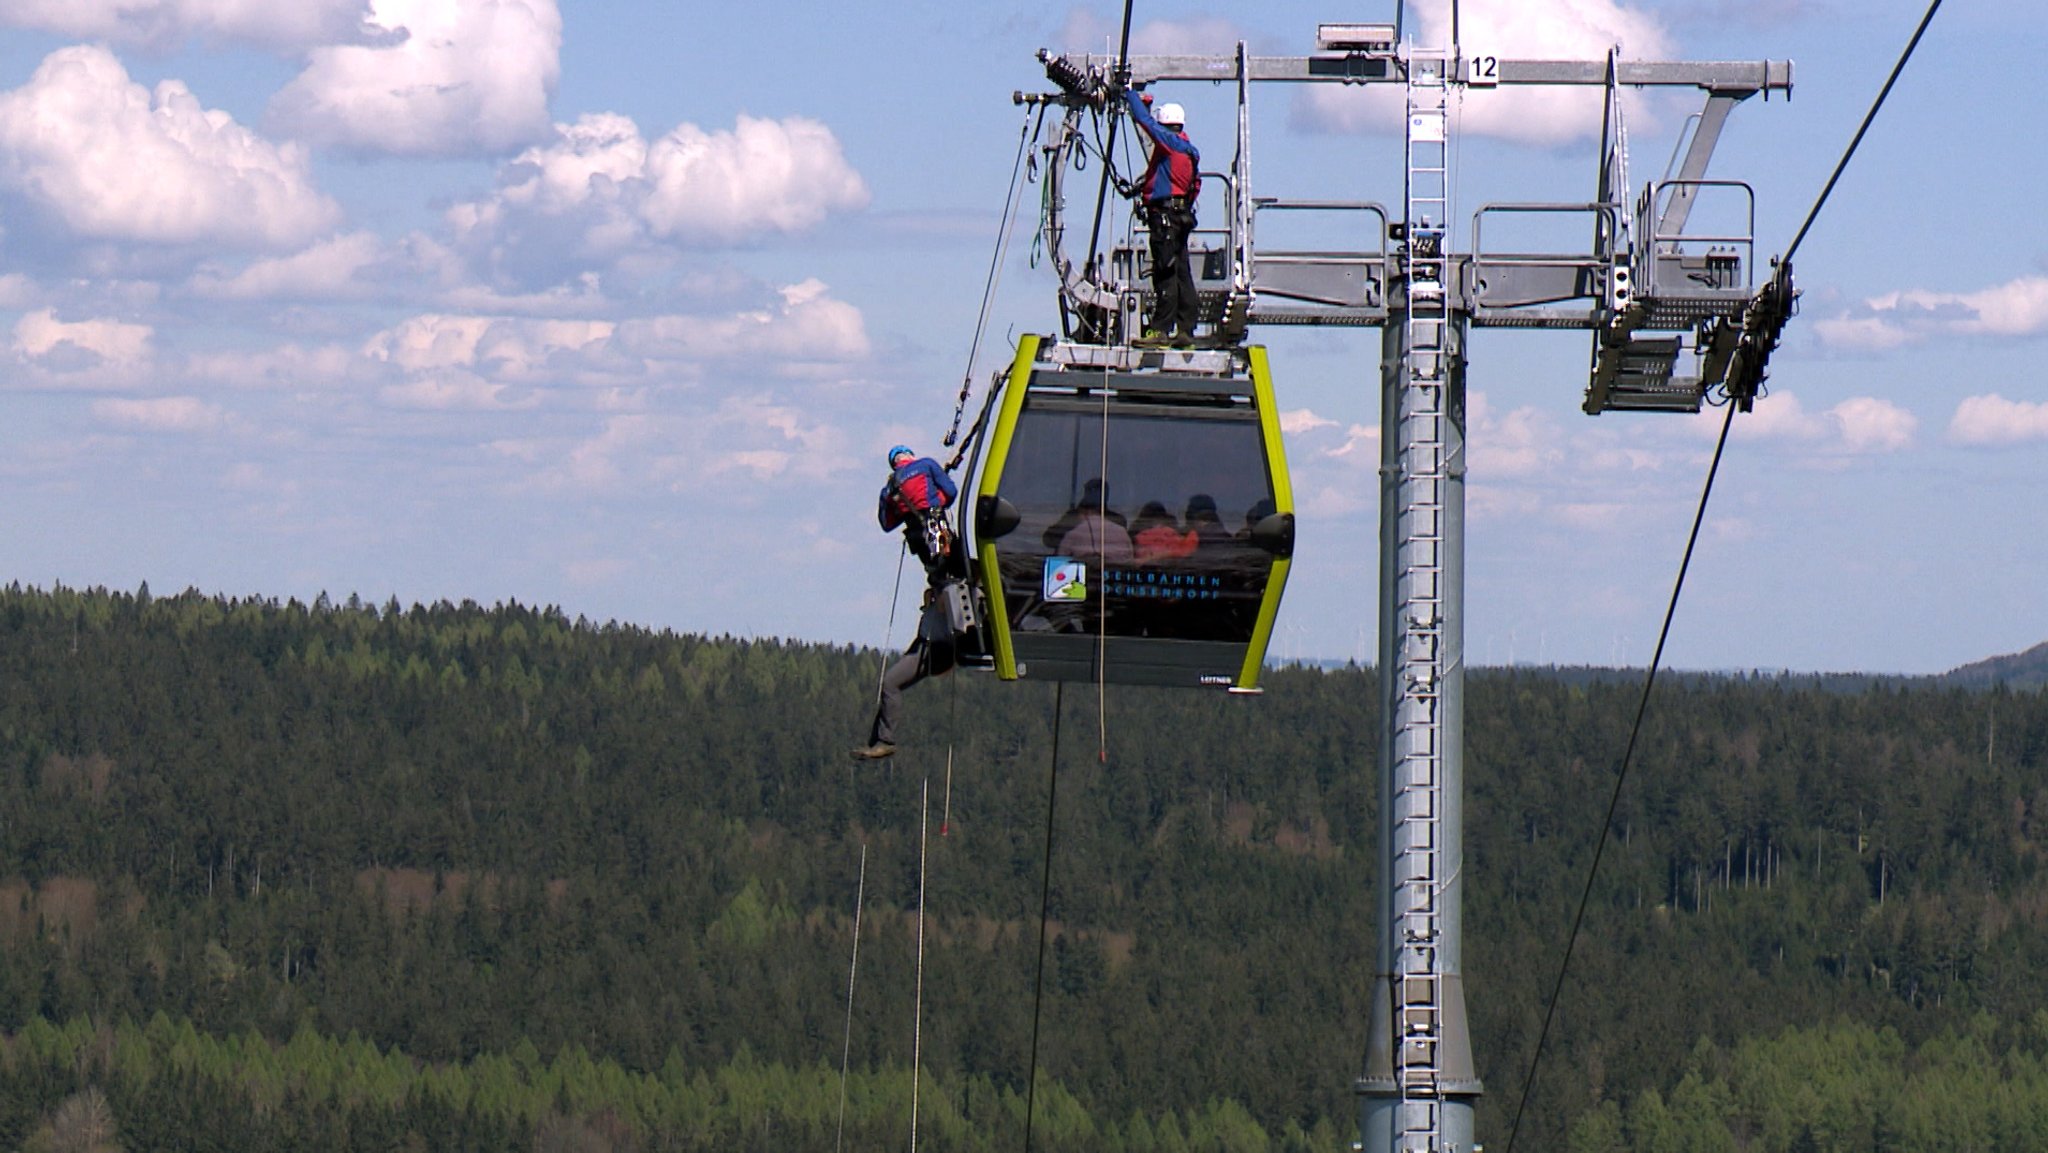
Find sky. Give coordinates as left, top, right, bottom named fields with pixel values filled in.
left=0, top=0, right=2037, bottom=675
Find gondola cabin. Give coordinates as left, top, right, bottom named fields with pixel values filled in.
left=965, top=335, right=1294, bottom=690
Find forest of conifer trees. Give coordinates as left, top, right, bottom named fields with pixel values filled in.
left=0, top=582, right=2043, bottom=1150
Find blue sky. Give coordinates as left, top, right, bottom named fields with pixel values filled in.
left=0, top=0, right=2037, bottom=675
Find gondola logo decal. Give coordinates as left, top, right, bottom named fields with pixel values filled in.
left=1043, top=557, right=1087, bottom=601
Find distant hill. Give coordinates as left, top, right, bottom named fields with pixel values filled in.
left=1943, top=640, right=2048, bottom=688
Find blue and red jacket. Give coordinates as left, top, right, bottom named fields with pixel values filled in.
left=1124, top=90, right=1201, bottom=202
left=878, top=457, right=957, bottom=531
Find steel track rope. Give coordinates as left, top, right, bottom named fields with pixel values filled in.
left=1502, top=9, right=1945, bottom=1144
left=1501, top=400, right=1740, bottom=1153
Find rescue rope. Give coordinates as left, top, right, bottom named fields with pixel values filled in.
left=875, top=540, right=910, bottom=695
left=1022, top=682, right=1066, bottom=1152
left=942, top=674, right=958, bottom=836
left=834, top=843, right=867, bottom=1153
left=910, top=778, right=931, bottom=1152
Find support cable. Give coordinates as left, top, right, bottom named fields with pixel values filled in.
left=1502, top=401, right=1738, bottom=1153
left=947, top=105, right=1044, bottom=452
left=1022, top=683, right=1067, bottom=1152
left=834, top=844, right=867, bottom=1153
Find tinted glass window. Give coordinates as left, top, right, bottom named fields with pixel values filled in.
left=988, top=398, right=1277, bottom=642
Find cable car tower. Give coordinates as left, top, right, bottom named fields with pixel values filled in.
left=1003, top=10, right=1795, bottom=1152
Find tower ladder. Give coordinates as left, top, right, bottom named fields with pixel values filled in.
left=1392, top=45, right=1451, bottom=1153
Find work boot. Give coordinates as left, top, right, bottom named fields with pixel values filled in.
left=1132, top=329, right=1173, bottom=348
left=1171, top=328, right=1198, bottom=348
left=850, top=742, right=897, bottom=761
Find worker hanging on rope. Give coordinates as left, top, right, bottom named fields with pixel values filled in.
left=856, top=446, right=971, bottom=760
left=1121, top=86, right=1201, bottom=348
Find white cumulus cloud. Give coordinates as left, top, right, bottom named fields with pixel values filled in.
left=1817, top=275, right=2048, bottom=351
left=446, top=112, right=869, bottom=286
left=269, top=0, right=561, bottom=157
left=0, top=0, right=375, bottom=51
left=1829, top=396, right=1915, bottom=453
left=1280, top=408, right=1338, bottom=436
left=1054, top=12, right=1251, bottom=56
left=640, top=115, right=869, bottom=244
left=13, top=308, right=153, bottom=367
left=1718, top=390, right=1914, bottom=453
left=190, top=232, right=385, bottom=300
left=363, top=313, right=615, bottom=377
left=614, top=279, right=870, bottom=366
left=1949, top=394, right=2048, bottom=447
left=0, top=46, right=340, bottom=249
left=1294, top=0, right=1674, bottom=146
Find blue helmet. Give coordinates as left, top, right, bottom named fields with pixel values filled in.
left=887, top=444, right=915, bottom=466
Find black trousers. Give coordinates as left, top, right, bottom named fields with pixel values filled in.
left=868, top=636, right=956, bottom=747
left=1146, top=204, right=1199, bottom=336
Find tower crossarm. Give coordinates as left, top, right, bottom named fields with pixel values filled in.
left=1082, top=54, right=1790, bottom=94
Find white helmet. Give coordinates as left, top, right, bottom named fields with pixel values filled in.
left=1155, top=102, right=1186, bottom=128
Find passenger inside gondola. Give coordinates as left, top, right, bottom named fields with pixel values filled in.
left=1046, top=478, right=1134, bottom=562
left=1131, top=501, right=1189, bottom=562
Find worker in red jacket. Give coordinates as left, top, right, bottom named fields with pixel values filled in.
left=857, top=445, right=965, bottom=760
left=877, top=444, right=958, bottom=569
left=1124, top=88, right=1202, bottom=347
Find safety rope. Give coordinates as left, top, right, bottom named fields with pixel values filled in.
left=1095, top=381, right=1111, bottom=762
left=909, top=778, right=931, bottom=1152
left=834, top=843, right=867, bottom=1153
left=875, top=540, right=910, bottom=696
left=1022, top=682, right=1066, bottom=1152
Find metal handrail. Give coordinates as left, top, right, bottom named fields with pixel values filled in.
left=1468, top=201, right=1620, bottom=266
left=1645, top=179, right=1755, bottom=250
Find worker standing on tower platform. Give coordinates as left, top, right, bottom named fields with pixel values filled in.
left=1122, top=87, right=1201, bottom=348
